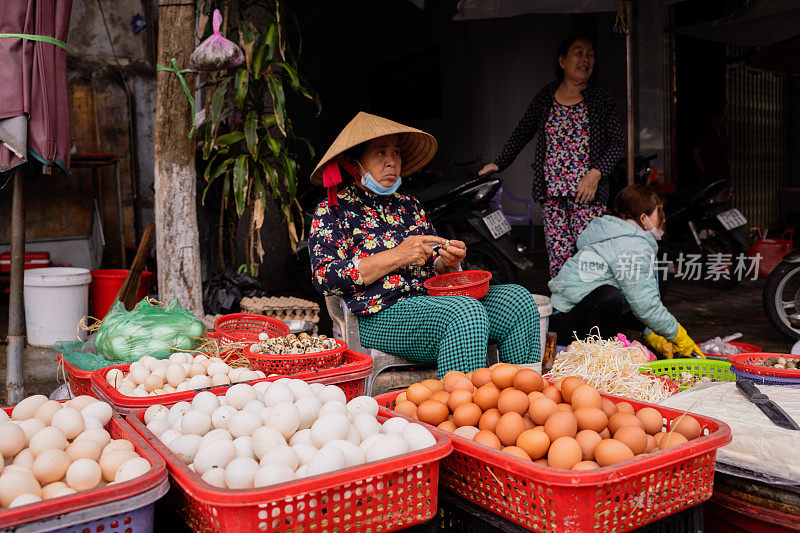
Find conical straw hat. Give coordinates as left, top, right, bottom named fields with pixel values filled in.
left=310, top=112, right=437, bottom=185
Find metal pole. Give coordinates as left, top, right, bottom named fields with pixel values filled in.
left=626, top=0, right=635, bottom=185
left=116, top=160, right=127, bottom=268
left=7, top=165, right=27, bottom=404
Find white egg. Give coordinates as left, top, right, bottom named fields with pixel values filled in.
left=200, top=428, right=233, bottom=448
left=265, top=403, right=300, bottom=440
left=318, top=385, right=346, bottom=404
left=258, top=407, right=273, bottom=426
left=189, top=375, right=212, bottom=390
left=176, top=383, right=191, bottom=392
left=159, top=429, right=182, bottom=446
left=254, top=464, right=296, bottom=487
left=106, top=369, right=124, bottom=388
left=259, top=445, right=299, bottom=470
left=252, top=381, right=270, bottom=395
left=0, top=409, right=9, bottom=424
left=192, top=391, right=221, bottom=415
left=193, top=353, right=209, bottom=363
left=252, top=427, right=287, bottom=459
left=82, top=402, right=113, bottom=427
left=305, top=446, right=346, bottom=476
left=318, top=401, right=348, bottom=417
left=114, top=457, right=151, bottom=482
left=139, top=356, right=157, bottom=370
left=9, top=493, right=42, bottom=508
left=346, top=425, right=361, bottom=445
left=82, top=416, right=103, bottom=430
left=65, top=458, right=102, bottom=491
left=74, top=428, right=111, bottom=449
left=323, top=440, right=365, bottom=467
left=292, top=443, right=318, bottom=466
left=289, top=429, right=312, bottom=446
left=12, top=395, right=48, bottom=420
left=181, top=410, right=212, bottom=436
left=144, top=374, right=165, bottom=393
left=129, top=366, right=150, bottom=386
left=310, top=413, right=350, bottom=448
left=201, top=466, right=227, bottom=487
left=226, top=384, right=258, bottom=410
left=165, top=364, right=187, bottom=387
left=243, top=400, right=265, bottom=414
left=227, top=410, right=261, bottom=438
left=263, top=383, right=293, bottom=407
left=150, top=366, right=168, bottom=380
left=210, top=374, right=231, bottom=387
left=233, top=436, right=257, bottom=459
left=254, top=371, right=267, bottom=379
left=193, top=439, right=236, bottom=475
left=351, top=412, right=382, bottom=440
left=0, top=422, right=26, bottom=457
left=166, top=402, right=192, bottom=426
left=286, top=380, right=315, bottom=400
left=169, top=352, right=190, bottom=364
left=51, top=407, right=85, bottom=440
left=33, top=401, right=63, bottom=424
left=381, top=417, right=410, bottom=435
left=224, top=457, right=259, bottom=489
left=402, top=423, right=436, bottom=452
left=12, top=448, right=35, bottom=469
left=309, top=383, right=326, bottom=395
left=346, top=396, right=379, bottom=418
left=206, top=361, right=230, bottom=377
left=211, top=406, right=238, bottom=430
left=146, top=418, right=171, bottom=438
left=365, top=435, right=408, bottom=462
left=29, top=426, right=68, bottom=456
left=168, top=434, right=203, bottom=464
left=15, top=418, right=45, bottom=445
left=359, top=434, right=384, bottom=455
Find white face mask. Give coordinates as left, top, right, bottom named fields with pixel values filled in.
left=644, top=214, right=664, bottom=241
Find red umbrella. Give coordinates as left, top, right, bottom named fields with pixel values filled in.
left=0, top=0, right=73, bottom=403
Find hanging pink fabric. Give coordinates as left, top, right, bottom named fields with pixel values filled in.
left=322, top=157, right=359, bottom=206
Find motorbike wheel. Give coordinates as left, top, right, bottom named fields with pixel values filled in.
left=763, top=261, right=800, bottom=340
left=698, top=231, right=741, bottom=289
left=461, top=241, right=519, bottom=285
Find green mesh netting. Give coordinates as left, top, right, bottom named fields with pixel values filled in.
left=54, top=340, right=173, bottom=372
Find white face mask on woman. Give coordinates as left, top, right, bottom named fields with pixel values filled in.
left=644, top=214, right=664, bottom=241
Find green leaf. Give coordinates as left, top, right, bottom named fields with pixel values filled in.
left=252, top=23, right=276, bottom=78
left=210, top=78, right=231, bottom=130
left=261, top=115, right=278, bottom=129
left=216, top=131, right=245, bottom=146
left=245, top=112, right=258, bottom=158
left=267, top=75, right=287, bottom=136
left=281, top=152, right=298, bottom=202
left=275, top=62, right=301, bottom=90
left=221, top=175, right=231, bottom=208
left=233, top=155, right=249, bottom=216
left=235, top=69, right=249, bottom=110
left=263, top=162, right=282, bottom=200
left=201, top=158, right=234, bottom=203
left=294, top=135, right=315, bottom=158
left=265, top=137, right=281, bottom=157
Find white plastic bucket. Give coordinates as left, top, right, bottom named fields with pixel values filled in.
left=24, top=267, right=92, bottom=347
left=532, top=294, right=553, bottom=358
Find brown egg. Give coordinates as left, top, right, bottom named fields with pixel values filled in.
left=544, top=411, right=578, bottom=441
left=471, top=368, right=493, bottom=388
left=599, top=428, right=611, bottom=439
left=669, top=415, right=702, bottom=440
left=453, top=426, right=480, bottom=440
left=430, top=390, right=450, bottom=405
left=407, top=383, right=433, bottom=405
left=497, top=389, right=530, bottom=415
left=516, top=429, right=550, bottom=460
left=443, top=370, right=466, bottom=382
left=478, top=409, right=502, bottom=432
left=534, top=458, right=549, bottom=467
left=542, top=385, right=562, bottom=403
left=636, top=407, right=664, bottom=435
left=416, top=400, right=450, bottom=426
left=644, top=435, right=658, bottom=453
left=653, top=432, right=667, bottom=447
left=490, top=364, right=519, bottom=389
left=474, top=430, right=502, bottom=450
left=574, top=407, right=608, bottom=433
left=570, top=385, right=602, bottom=410
left=556, top=403, right=573, bottom=412
left=395, top=401, right=418, bottom=418
left=512, top=369, right=544, bottom=393
left=530, top=397, right=558, bottom=425
left=575, top=430, right=602, bottom=461
left=547, top=436, right=582, bottom=470
left=495, top=412, right=526, bottom=446
left=659, top=432, right=689, bottom=450
left=613, top=426, right=648, bottom=455
left=474, top=384, right=501, bottom=411
left=503, top=446, right=532, bottom=461
left=616, top=402, right=635, bottom=414
left=554, top=378, right=564, bottom=390
left=444, top=374, right=474, bottom=393
left=528, top=391, right=545, bottom=404
left=572, top=460, right=600, bottom=471
left=594, top=439, right=635, bottom=467
left=437, top=420, right=457, bottom=432
left=600, top=398, right=619, bottom=418
left=532, top=426, right=546, bottom=432
left=396, top=392, right=408, bottom=404
left=447, top=389, right=474, bottom=412
left=453, top=403, right=483, bottom=427
left=420, top=379, right=443, bottom=392
left=608, top=412, right=645, bottom=435
left=560, top=377, right=586, bottom=403
left=523, top=415, right=535, bottom=430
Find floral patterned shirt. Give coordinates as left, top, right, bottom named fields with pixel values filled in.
left=309, top=183, right=438, bottom=316
left=543, top=100, right=590, bottom=197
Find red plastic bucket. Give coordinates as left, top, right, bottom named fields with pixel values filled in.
left=90, top=269, right=154, bottom=319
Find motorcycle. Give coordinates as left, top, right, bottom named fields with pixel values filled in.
left=763, top=252, right=800, bottom=339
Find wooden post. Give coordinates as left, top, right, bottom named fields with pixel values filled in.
left=154, top=2, right=204, bottom=315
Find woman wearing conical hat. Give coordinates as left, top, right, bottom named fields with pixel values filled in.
left=309, top=112, right=541, bottom=377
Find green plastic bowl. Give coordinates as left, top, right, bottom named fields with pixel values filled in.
left=640, top=358, right=734, bottom=390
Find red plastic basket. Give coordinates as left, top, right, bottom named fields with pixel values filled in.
left=747, top=228, right=794, bottom=278
left=91, top=349, right=374, bottom=415
left=211, top=313, right=290, bottom=345
left=729, top=341, right=762, bottom=353
left=127, top=409, right=452, bottom=533
left=375, top=390, right=731, bottom=532
left=424, top=270, right=492, bottom=299
left=728, top=352, right=800, bottom=379
left=243, top=338, right=347, bottom=374
left=0, top=405, right=168, bottom=530
left=57, top=354, right=96, bottom=398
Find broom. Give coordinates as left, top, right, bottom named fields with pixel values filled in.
left=111, top=222, right=155, bottom=313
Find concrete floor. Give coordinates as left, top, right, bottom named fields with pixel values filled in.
left=0, top=251, right=793, bottom=404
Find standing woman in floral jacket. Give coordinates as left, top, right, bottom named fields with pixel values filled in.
left=480, top=34, right=624, bottom=278
left=309, top=112, right=541, bottom=377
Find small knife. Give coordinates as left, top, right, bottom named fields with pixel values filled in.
left=736, top=378, right=800, bottom=431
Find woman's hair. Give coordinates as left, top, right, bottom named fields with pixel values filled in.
left=555, top=33, right=595, bottom=82
left=614, top=184, right=664, bottom=224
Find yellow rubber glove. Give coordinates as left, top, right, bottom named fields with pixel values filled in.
left=670, top=325, right=705, bottom=358
left=645, top=332, right=675, bottom=359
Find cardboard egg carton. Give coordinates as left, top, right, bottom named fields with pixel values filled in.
left=240, top=296, right=321, bottom=324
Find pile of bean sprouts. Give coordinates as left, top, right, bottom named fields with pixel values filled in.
left=549, top=334, right=673, bottom=404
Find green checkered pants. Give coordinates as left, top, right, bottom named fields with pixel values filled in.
left=358, top=284, right=540, bottom=378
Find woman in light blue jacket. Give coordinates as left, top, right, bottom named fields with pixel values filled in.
left=548, top=185, right=703, bottom=358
